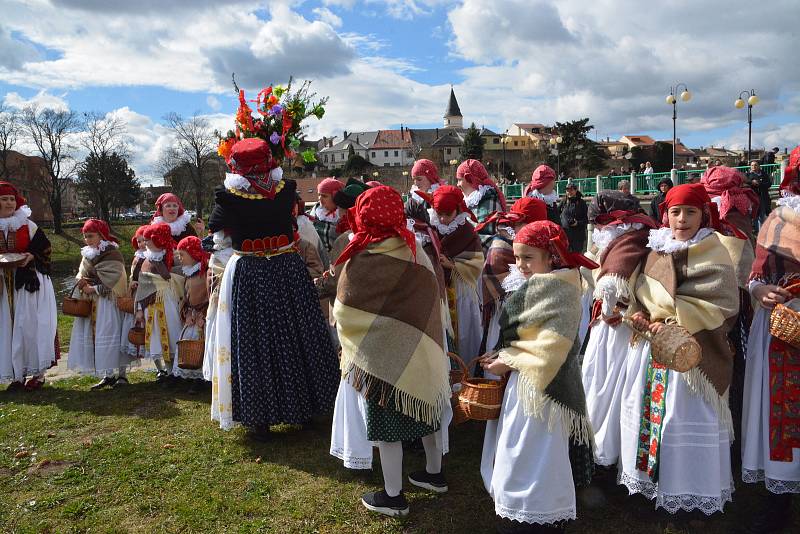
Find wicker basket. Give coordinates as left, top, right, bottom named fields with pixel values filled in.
left=448, top=352, right=467, bottom=386
left=62, top=296, right=92, bottom=318
left=116, top=296, right=135, bottom=314
left=448, top=353, right=470, bottom=425
left=623, top=318, right=702, bottom=373
left=457, top=373, right=508, bottom=421
left=128, top=327, right=145, bottom=346
left=769, top=283, right=800, bottom=348
left=177, top=339, right=204, bottom=370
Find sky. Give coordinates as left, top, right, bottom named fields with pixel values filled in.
left=1, top=0, right=798, bottom=184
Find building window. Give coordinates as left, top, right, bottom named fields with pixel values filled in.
left=372, top=151, right=376, bottom=158
left=406, top=150, right=412, bottom=158
left=514, top=141, right=518, bottom=146
left=493, top=138, right=499, bottom=144
left=394, top=150, right=398, bottom=157
left=384, top=163, right=389, bottom=167
left=323, top=155, right=328, bottom=163
left=393, top=162, right=399, bottom=167
left=446, top=148, right=451, bottom=155
left=384, top=151, right=389, bottom=157
left=341, top=153, right=345, bottom=160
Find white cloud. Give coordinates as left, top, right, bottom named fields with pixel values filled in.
left=312, top=7, right=343, bottom=28
left=712, top=122, right=800, bottom=152
left=206, top=95, right=221, bottom=111
left=3, top=90, right=69, bottom=111
left=0, top=24, right=40, bottom=69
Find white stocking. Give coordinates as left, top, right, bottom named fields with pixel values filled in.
left=422, top=433, right=442, bottom=474
left=377, top=441, right=403, bottom=497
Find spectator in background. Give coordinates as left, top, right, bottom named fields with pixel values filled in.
left=746, top=160, right=772, bottom=229
left=616, top=180, right=641, bottom=211
left=620, top=166, right=628, bottom=176
left=648, top=177, right=673, bottom=222
left=760, top=146, right=779, bottom=166
left=643, top=161, right=655, bottom=190
left=559, top=182, right=588, bottom=252
left=714, top=159, right=723, bottom=167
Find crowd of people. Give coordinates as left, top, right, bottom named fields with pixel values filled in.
left=1, top=108, right=799, bottom=531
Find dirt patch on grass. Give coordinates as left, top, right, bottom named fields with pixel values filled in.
left=27, top=459, right=76, bottom=477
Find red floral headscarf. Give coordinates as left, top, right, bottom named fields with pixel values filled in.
left=660, top=183, right=746, bottom=239
left=411, top=159, right=443, bottom=188
left=780, top=145, right=800, bottom=195
left=154, top=193, right=185, bottom=217
left=334, top=186, right=416, bottom=267
left=476, top=197, right=548, bottom=232
left=415, top=185, right=477, bottom=222
left=143, top=223, right=175, bottom=269
left=131, top=225, right=147, bottom=250
left=81, top=219, right=117, bottom=243
left=0, top=181, right=26, bottom=209
left=701, top=165, right=759, bottom=220
left=523, top=165, right=556, bottom=197
left=177, top=236, right=209, bottom=274
left=456, top=159, right=507, bottom=211
left=514, top=220, right=598, bottom=270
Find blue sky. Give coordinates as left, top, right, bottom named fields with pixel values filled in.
left=1, top=0, right=798, bottom=182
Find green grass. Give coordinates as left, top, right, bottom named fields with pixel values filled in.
left=1, top=373, right=796, bottom=533
left=47, top=224, right=140, bottom=271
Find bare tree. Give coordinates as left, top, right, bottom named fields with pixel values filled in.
left=164, top=112, right=217, bottom=218
left=155, top=145, right=191, bottom=201
left=81, top=111, right=129, bottom=159
left=0, top=104, right=21, bottom=180
left=21, top=105, right=81, bottom=233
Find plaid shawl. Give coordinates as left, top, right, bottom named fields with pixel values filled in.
left=334, top=237, right=449, bottom=426
left=76, top=248, right=128, bottom=299
left=750, top=205, right=800, bottom=286
left=635, top=232, right=739, bottom=433
left=497, top=268, right=592, bottom=446
left=474, top=188, right=503, bottom=247
left=593, top=228, right=651, bottom=307
left=439, top=220, right=484, bottom=292
left=480, top=232, right=514, bottom=323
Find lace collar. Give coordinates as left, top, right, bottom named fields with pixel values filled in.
left=592, top=223, right=644, bottom=254
left=777, top=193, right=800, bottom=213
left=314, top=203, right=340, bottom=224
left=647, top=226, right=714, bottom=254
left=181, top=262, right=201, bottom=277
left=429, top=209, right=471, bottom=235
left=134, top=250, right=146, bottom=260
left=144, top=249, right=165, bottom=262
left=80, top=240, right=118, bottom=260
left=464, top=184, right=493, bottom=209
left=0, top=205, right=32, bottom=233
left=152, top=211, right=191, bottom=237
left=527, top=189, right=559, bottom=206
left=410, top=183, right=440, bottom=203
left=498, top=225, right=516, bottom=239
left=212, top=230, right=232, bottom=251
left=502, top=264, right=527, bottom=293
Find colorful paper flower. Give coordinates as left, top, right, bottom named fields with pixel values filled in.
left=269, top=132, right=281, bottom=145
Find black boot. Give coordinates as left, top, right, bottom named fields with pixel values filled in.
left=744, top=492, right=792, bottom=533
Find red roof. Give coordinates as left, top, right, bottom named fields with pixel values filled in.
left=372, top=129, right=412, bottom=148
left=621, top=135, right=656, bottom=146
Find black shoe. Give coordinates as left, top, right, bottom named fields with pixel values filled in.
left=5, top=381, right=24, bottom=392
left=361, top=490, right=409, bottom=518
left=743, top=492, right=792, bottom=533
left=187, top=379, right=204, bottom=395
left=112, top=377, right=129, bottom=388
left=155, top=370, right=169, bottom=383
left=91, top=376, right=117, bottom=390
left=247, top=426, right=271, bottom=443
left=408, top=470, right=448, bottom=493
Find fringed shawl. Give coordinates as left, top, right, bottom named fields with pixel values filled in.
left=334, top=237, right=449, bottom=427
left=480, top=232, right=514, bottom=321
left=76, top=248, right=127, bottom=299
left=750, top=205, right=800, bottom=286
left=592, top=228, right=651, bottom=308
left=439, top=220, right=484, bottom=292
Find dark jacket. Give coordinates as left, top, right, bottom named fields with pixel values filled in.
left=648, top=178, right=674, bottom=222
left=559, top=192, right=588, bottom=252
left=746, top=170, right=772, bottom=217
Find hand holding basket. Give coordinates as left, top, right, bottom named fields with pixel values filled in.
left=623, top=316, right=702, bottom=373
left=769, top=282, right=800, bottom=349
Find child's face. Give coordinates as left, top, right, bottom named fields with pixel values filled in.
left=668, top=205, right=703, bottom=242
left=318, top=193, right=336, bottom=212
left=437, top=209, right=458, bottom=225
left=145, top=238, right=161, bottom=253
left=412, top=175, right=428, bottom=190
left=0, top=195, right=16, bottom=218
left=538, top=181, right=555, bottom=195
left=161, top=202, right=180, bottom=222
left=177, top=250, right=198, bottom=268
left=83, top=232, right=101, bottom=248
left=136, top=236, right=146, bottom=250
left=513, top=242, right=552, bottom=277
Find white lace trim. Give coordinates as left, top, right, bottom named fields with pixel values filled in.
left=224, top=169, right=283, bottom=193
left=498, top=225, right=516, bottom=239
left=595, top=274, right=629, bottom=315
left=134, top=250, right=146, bottom=259
left=527, top=189, right=559, bottom=206
left=494, top=503, right=576, bottom=525
left=592, top=223, right=644, bottom=254
left=777, top=194, right=800, bottom=213
left=212, top=230, right=231, bottom=251
left=0, top=205, right=31, bottom=233
left=464, top=184, right=492, bottom=209
left=152, top=211, right=191, bottom=237
left=501, top=264, right=527, bottom=292
left=80, top=240, right=118, bottom=260
left=742, top=468, right=800, bottom=494
left=618, top=470, right=733, bottom=515
left=181, top=262, right=201, bottom=277
left=144, top=249, right=165, bottom=262
left=428, top=210, right=471, bottom=235
left=409, top=182, right=440, bottom=203
left=329, top=447, right=373, bottom=470
left=647, top=226, right=714, bottom=254
left=313, top=203, right=340, bottom=224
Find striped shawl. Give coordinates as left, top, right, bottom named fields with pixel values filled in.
left=750, top=205, right=800, bottom=286
left=439, top=220, right=484, bottom=293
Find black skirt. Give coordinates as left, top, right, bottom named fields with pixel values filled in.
left=230, top=252, right=339, bottom=427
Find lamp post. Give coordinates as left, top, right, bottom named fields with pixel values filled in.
left=549, top=135, right=563, bottom=177
left=666, top=83, right=692, bottom=169
left=402, top=170, right=409, bottom=191
left=501, top=130, right=508, bottom=180
left=449, top=158, right=459, bottom=185
left=735, top=89, right=759, bottom=162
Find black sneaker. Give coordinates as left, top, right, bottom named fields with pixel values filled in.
left=91, top=376, right=117, bottom=390
left=112, top=377, right=129, bottom=389
left=361, top=490, right=409, bottom=518
left=408, top=470, right=448, bottom=493
left=155, top=370, right=169, bottom=383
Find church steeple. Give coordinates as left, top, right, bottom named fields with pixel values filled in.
left=443, top=85, right=463, bottom=129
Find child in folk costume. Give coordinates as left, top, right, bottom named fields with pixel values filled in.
left=619, top=183, right=740, bottom=515
left=524, top=165, right=562, bottom=224
left=332, top=186, right=451, bottom=517
left=202, top=230, right=233, bottom=384
left=0, top=181, right=58, bottom=391
left=120, top=226, right=147, bottom=359
left=741, top=146, right=800, bottom=533
left=67, top=219, right=130, bottom=389
left=456, top=159, right=507, bottom=249
left=480, top=221, right=597, bottom=531
left=312, top=177, right=345, bottom=264
left=175, top=236, right=210, bottom=392
left=405, top=158, right=443, bottom=224
left=134, top=223, right=185, bottom=383
left=293, top=192, right=323, bottom=259
left=416, top=185, right=485, bottom=366
left=580, top=192, right=656, bottom=467
left=476, top=197, right=548, bottom=358
left=151, top=193, right=197, bottom=244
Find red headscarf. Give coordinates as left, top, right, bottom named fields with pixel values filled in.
left=514, top=220, right=598, bottom=270
left=523, top=165, right=556, bottom=197
left=780, top=145, right=800, bottom=195
left=81, top=219, right=117, bottom=243
left=0, top=181, right=26, bottom=209
left=593, top=210, right=658, bottom=229
left=366, top=181, right=382, bottom=188
left=701, top=165, right=760, bottom=220
left=416, top=185, right=477, bottom=222
left=317, top=177, right=344, bottom=196
left=659, top=183, right=747, bottom=239
left=154, top=193, right=185, bottom=217
left=177, top=236, right=209, bottom=275
left=475, top=197, right=548, bottom=232
left=131, top=225, right=147, bottom=250
left=457, top=159, right=507, bottom=211
left=334, top=186, right=416, bottom=267
left=411, top=159, right=443, bottom=188
left=143, top=223, right=175, bottom=269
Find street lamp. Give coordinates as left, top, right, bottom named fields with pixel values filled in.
left=402, top=170, right=409, bottom=191
left=666, top=83, right=692, bottom=169
left=735, top=89, right=759, bottom=162
left=449, top=158, right=459, bottom=185
left=549, top=135, right=563, bottom=177
left=501, top=130, right=509, bottom=180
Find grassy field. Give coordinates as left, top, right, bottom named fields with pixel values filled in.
left=1, top=373, right=797, bottom=533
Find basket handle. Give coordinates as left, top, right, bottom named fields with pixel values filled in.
left=448, top=351, right=468, bottom=378
left=621, top=316, right=655, bottom=342
left=782, top=281, right=800, bottom=297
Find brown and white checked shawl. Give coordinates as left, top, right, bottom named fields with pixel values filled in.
left=439, top=219, right=484, bottom=291
left=592, top=228, right=651, bottom=308
left=334, top=237, right=449, bottom=426
left=750, top=204, right=800, bottom=286
left=634, top=232, right=739, bottom=433
left=75, top=248, right=127, bottom=300
left=480, top=230, right=514, bottom=324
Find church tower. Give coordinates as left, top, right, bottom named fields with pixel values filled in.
left=443, top=86, right=463, bottom=129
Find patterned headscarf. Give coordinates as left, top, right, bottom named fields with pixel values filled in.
left=415, top=184, right=477, bottom=222
left=143, top=223, right=175, bottom=269
left=154, top=193, right=185, bottom=217
left=523, top=164, right=556, bottom=197
left=131, top=225, right=147, bottom=250
left=475, top=197, right=548, bottom=232
left=334, top=186, right=417, bottom=267
left=411, top=159, right=443, bottom=188
left=514, top=220, right=598, bottom=270
left=701, top=165, right=760, bottom=220
left=177, top=235, right=209, bottom=274
left=780, top=145, right=800, bottom=196
left=456, top=159, right=507, bottom=211
left=0, top=181, right=26, bottom=209
left=81, top=218, right=117, bottom=243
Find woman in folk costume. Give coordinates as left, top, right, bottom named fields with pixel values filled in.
left=405, top=158, right=443, bottom=224
left=524, top=164, right=561, bottom=225
left=120, top=226, right=147, bottom=359
left=457, top=159, right=507, bottom=249
left=67, top=219, right=130, bottom=389
left=209, top=137, right=338, bottom=439
left=175, top=236, right=210, bottom=392
left=416, top=185, right=485, bottom=366
left=580, top=192, right=656, bottom=468
left=476, top=197, right=547, bottom=359
left=740, top=145, right=800, bottom=534
left=151, top=193, right=197, bottom=245
left=312, top=177, right=344, bottom=264
left=134, top=223, right=184, bottom=383
left=0, top=181, right=58, bottom=391
left=332, top=186, right=451, bottom=517
left=619, top=183, right=740, bottom=515
left=480, top=220, right=597, bottom=532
